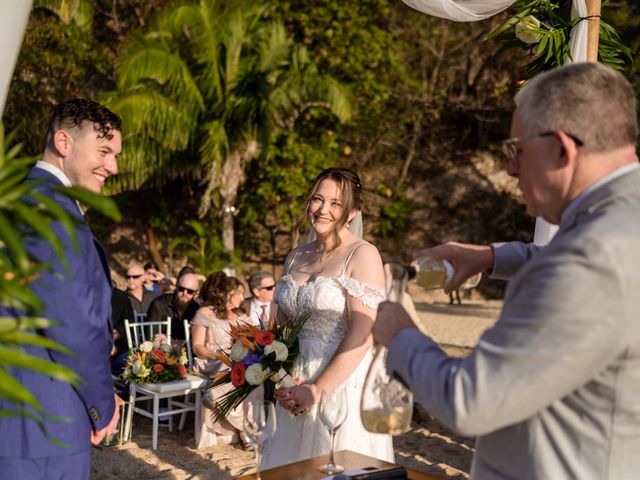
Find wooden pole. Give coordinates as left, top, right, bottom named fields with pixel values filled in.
left=585, top=0, right=602, bottom=62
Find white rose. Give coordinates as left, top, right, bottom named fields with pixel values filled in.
left=245, top=364, right=270, bottom=386
left=132, top=360, right=142, bottom=375
left=140, top=341, right=154, bottom=353
left=515, top=15, right=542, bottom=44
left=229, top=340, right=249, bottom=361
left=264, top=340, right=288, bottom=361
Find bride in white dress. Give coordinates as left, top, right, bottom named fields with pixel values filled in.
left=260, top=167, right=394, bottom=469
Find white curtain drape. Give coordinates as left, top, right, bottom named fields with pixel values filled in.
left=402, top=0, right=589, bottom=246
left=0, top=2, right=32, bottom=115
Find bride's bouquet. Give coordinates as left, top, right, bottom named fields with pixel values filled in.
left=207, top=311, right=309, bottom=421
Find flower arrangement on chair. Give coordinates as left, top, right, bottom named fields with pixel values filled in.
left=123, top=334, right=188, bottom=384
left=207, top=311, right=310, bottom=421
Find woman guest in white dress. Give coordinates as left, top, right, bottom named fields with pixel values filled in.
left=190, top=272, right=252, bottom=449
left=260, top=167, right=394, bottom=468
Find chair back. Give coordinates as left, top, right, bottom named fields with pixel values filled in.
left=183, top=319, right=194, bottom=369
left=125, top=316, right=172, bottom=349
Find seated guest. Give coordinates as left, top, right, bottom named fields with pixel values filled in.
left=143, top=261, right=164, bottom=293
left=146, top=272, right=200, bottom=341
left=178, top=264, right=207, bottom=285
left=110, top=287, right=135, bottom=376
left=190, top=272, right=251, bottom=449
left=125, top=262, right=159, bottom=318
left=158, top=275, right=177, bottom=294
left=242, top=270, right=276, bottom=327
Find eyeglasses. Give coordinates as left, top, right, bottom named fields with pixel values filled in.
left=257, top=284, right=276, bottom=291
left=126, top=274, right=143, bottom=279
left=501, top=131, right=584, bottom=166
left=177, top=286, right=196, bottom=295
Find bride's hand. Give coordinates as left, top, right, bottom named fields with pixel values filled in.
left=275, top=384, right=321, bottom=414
left=274, top=387, right=294, bottom=411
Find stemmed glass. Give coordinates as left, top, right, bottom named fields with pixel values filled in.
left=318, top=388, right=348, bottom=474
left=243, top=400, right=276, bottom=480
left=360, top=262, right=413, bottom=435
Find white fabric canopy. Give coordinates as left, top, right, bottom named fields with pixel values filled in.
left=402, top=0, right=590, bottom=245
left=0, top=2, right=32, bottom=115
left=401, top=0, right=514, bottom=22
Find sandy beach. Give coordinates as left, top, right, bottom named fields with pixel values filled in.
left=92, top=290, right=502, bottom=479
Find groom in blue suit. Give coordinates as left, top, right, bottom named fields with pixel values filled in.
left=0, top=99, right=122, bottom=479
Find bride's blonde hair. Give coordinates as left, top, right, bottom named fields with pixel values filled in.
left=294, top=167, right=363, bottom=253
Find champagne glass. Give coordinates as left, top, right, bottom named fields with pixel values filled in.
left=318, top=388, right=348, bottom=474
left=243, top=400, right=276, bottom=480
left=360, top=262, right=413, bottom=435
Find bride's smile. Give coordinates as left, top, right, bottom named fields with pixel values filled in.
left=308, top=179, right=347, bottom=237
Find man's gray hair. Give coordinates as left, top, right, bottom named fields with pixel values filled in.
left=515, top=62, right=638, bottom=153
left=248, top=270, right=274, bottom=291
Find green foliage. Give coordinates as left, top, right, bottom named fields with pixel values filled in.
left=169, top=219, right=236, bottom=275
left=3, top=9, right=111, bottom=156
left=0, top=124, right=121, bottom=442
left=487, top=0, right=633, bottom=77
left=236, top=127, right=339, bottom=256
left=105, top=0, right=350, bottom=201
left=34, top=0, right=94, bottom=30
left=375, top=187, right=413, bottom=239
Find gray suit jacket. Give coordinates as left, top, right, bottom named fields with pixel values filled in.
left=388, top=167, right=640, bottom=479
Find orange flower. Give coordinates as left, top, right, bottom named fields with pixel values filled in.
left=153, top=364, right=164, bottom=373
left=165, top=357, right=178, bottom=366
left=240, top=335, right=257, bottom=352
left=229, top=323, right=261, bottom=341
left=254, top=330, right=275, bottom=347
left=151, top=349, right=167, bottom=363
left=213, top=351, right=233, bottom=367
left=211, top=371, right=230, bottom=381
left=230, top=362, right=246, bottom=387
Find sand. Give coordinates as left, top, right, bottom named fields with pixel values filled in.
left=91, top=291, right=501, bottom=479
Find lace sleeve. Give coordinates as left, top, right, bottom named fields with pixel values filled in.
left=337, top=275, right=385, bottom=309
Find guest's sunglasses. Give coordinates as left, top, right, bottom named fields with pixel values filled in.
left=126, top=274, right=143, bottom=279
left=257, top=284, right=276, bottom=291
left=177, top=286, right=196, bottom=294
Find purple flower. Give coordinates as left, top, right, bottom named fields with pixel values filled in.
left=243, top=351, right=264, bottom=367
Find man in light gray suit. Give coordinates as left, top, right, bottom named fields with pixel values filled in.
left=374, top=62, right=640, bottom=479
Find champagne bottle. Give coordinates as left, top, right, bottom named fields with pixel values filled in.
left=406, top=256, right=481, bottom=290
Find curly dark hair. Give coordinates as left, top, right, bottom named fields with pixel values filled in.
left=46, top=98, right=122, bottom=147
left=200, top=272, right=245, bottom=318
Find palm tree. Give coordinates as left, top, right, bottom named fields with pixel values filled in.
left=104, top=0, right=350, bottom=258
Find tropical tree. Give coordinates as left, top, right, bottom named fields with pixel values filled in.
left=104, top=0, right=351, bottom=261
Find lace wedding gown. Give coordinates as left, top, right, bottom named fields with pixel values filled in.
left=260, top=259, right=394, bottom=469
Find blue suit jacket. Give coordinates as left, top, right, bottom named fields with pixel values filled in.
left=0, top=167, right=115, bottom=458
